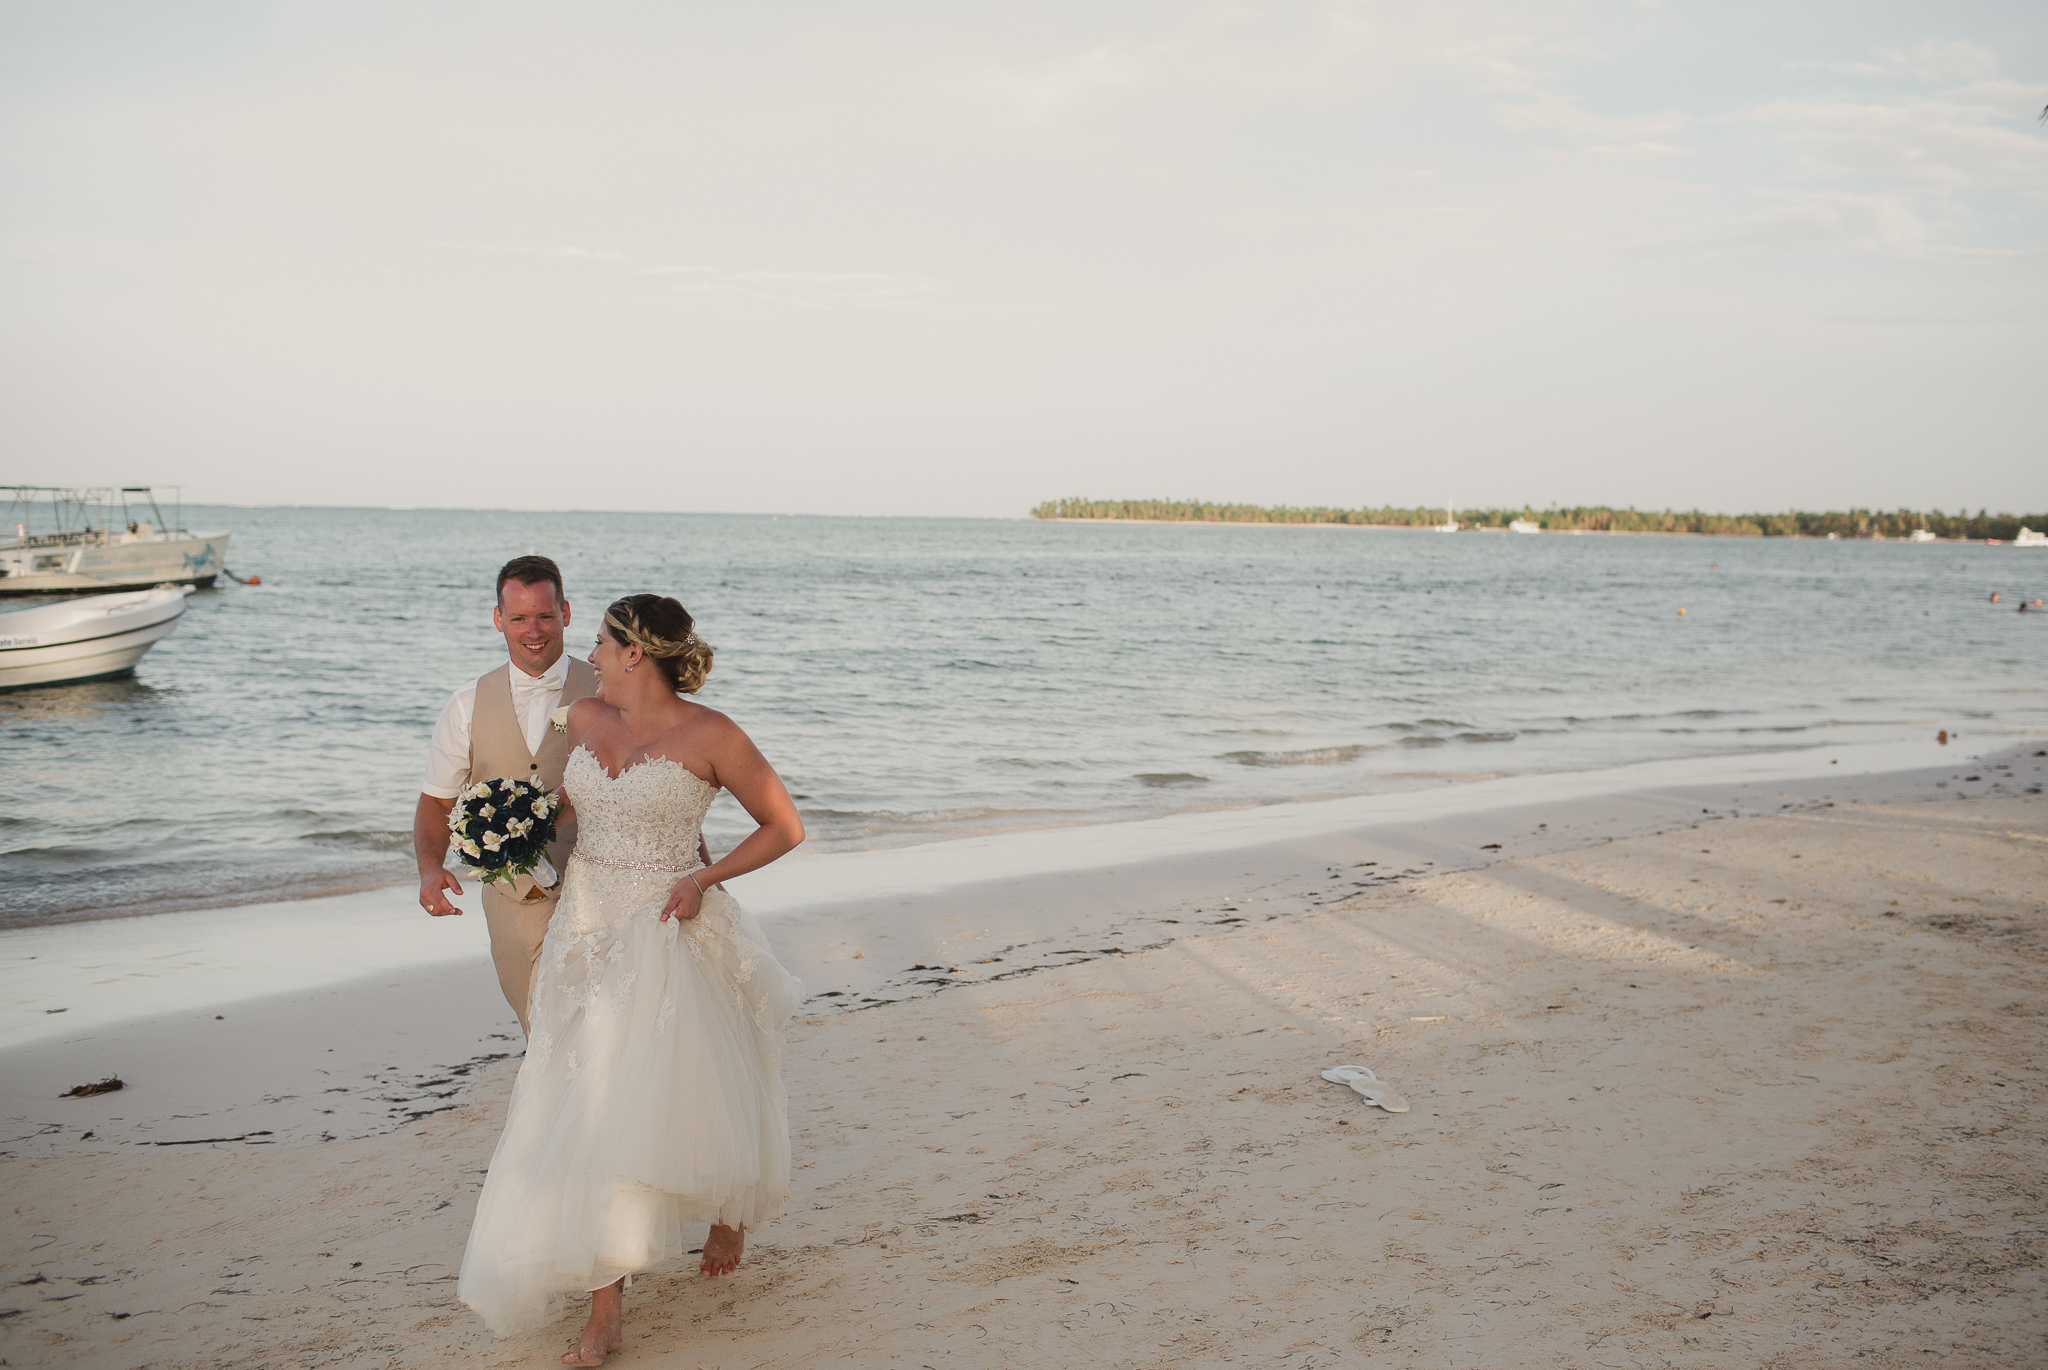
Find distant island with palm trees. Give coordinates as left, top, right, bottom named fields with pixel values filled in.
left=1031, top=499, right=2047, bottom=542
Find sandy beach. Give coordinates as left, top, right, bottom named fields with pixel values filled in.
left=4, top=746, right=2045, bottom=1368
left=8, top=8, right=2043, bottom=1365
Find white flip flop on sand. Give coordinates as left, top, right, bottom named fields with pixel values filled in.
left=1320, top=1064, right=1410, bottom=1113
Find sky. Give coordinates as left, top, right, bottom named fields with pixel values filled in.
left=2, top=1, right=2044, bottom=518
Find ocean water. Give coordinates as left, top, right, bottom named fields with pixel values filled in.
left=4, top=508, right=2043, bottom=928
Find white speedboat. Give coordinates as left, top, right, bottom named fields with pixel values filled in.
left=2015, top=527, right=2047, bottom=547
left=1, top=487, right=230, bottom=594
left=1508, top=519, right=1540, bottom=534
left=0, top=585, right=194, bottom=690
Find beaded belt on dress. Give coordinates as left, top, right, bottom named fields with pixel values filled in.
left=574, top=853, right=697, bottom=873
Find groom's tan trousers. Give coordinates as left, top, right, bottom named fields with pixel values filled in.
left=481, top=885, right=556, bottom=1034
left=467, top=658, right=598, bottom=1035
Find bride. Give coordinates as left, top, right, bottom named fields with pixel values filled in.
left=457, top=593, right=805, bottom=1365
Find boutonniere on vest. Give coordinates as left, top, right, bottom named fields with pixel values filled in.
left=550, top=705, right=571, bottom=733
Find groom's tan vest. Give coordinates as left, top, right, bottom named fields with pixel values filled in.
left=470, top=657, right=597, bottom=1030
left=470, top=658, right=598, bottom=877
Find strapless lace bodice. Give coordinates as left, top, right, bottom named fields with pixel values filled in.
left=563, top=745, right=715, bottom=872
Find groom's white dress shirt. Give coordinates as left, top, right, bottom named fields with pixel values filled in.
left=421, top=653, right=582, bottom=800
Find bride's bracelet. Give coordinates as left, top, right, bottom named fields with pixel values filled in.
left=688, top=873, right=706, bottom=895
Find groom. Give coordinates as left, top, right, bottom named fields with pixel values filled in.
left=414, top=555, right=599, bottom=1034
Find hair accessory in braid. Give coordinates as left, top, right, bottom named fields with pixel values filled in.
left=603, top=594, right=714, bottom=694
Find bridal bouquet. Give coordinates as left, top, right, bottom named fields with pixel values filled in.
left=449, top=777, right=564, bottom=893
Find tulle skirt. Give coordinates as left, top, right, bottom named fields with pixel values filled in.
left=457, top=865, right=802, bottom=1336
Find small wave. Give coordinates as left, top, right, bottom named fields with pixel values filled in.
left=1133, top=773, right=1210, bottom=787
left=1, top=861, right=417, bottom=930
left=304, top=829, right=412, bottom=852
left=1223, top=744, right=1379, bottom=767
left=1, top=844, right=124, bottom=868
left=1455, top=731, right=1517, bottom=744
left=1570, top=707, right=1760, bottom=727
left=790, top=804, right=1057, bottom=827
left=1395, top=735, right=1447, bottom=749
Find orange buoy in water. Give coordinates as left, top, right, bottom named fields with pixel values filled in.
left=1937, top=730, right=1949, bottom=744
left=248, top=575, right=262, bottom=585
left=1677, top=607, right=1687, bottom=615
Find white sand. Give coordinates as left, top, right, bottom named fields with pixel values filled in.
left=3, top=754, right=2044, bottom=1367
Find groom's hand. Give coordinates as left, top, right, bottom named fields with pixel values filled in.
left=420, top=867, right=464, bottom=917
left=414, top=792, right=463, bottom=916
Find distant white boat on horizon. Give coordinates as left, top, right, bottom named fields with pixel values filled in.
left=0, top=584, right=194, bottom=690
left=1508, top=519, right=1541, bottom=534
left=2, top=486, right=230, bottom=594
left=1910, top=529, right=1939, bottom=542
left=2015, top=527, right=2048, bottom=546
left=1435, top=501, right=1459, bottom=533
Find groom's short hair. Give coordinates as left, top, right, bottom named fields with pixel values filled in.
left=496, top=555, right=565, bottom=606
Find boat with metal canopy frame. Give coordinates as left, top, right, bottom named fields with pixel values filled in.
left=0, top=486, right=230, bottom=594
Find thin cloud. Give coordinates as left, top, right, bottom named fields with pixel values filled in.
left=1735, top=94, right=2048, bottom=192
left=1492, top=86, right=1690, bottom=145
left=639, top=265, right=939, bottom=309
left=1628, top=192, right=1934, bottom=258
left=462, top=244, right=937, bottom=310
left=954, top=43, right=1164, bottom=127
left=470, top=245, right=628, bottom=262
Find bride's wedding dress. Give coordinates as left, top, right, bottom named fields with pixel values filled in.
left=458, top=746, right=803, bottom=1336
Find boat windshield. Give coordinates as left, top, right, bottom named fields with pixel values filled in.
left=4, top=486, right=185, bottom=545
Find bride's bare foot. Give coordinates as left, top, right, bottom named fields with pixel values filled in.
left=701, top=1223, right=745, bottom=1277
left=560, top=1279, right=623, bottom=1366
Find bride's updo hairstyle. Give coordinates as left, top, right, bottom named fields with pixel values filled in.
left=603, top=594, right=714, bottom=695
